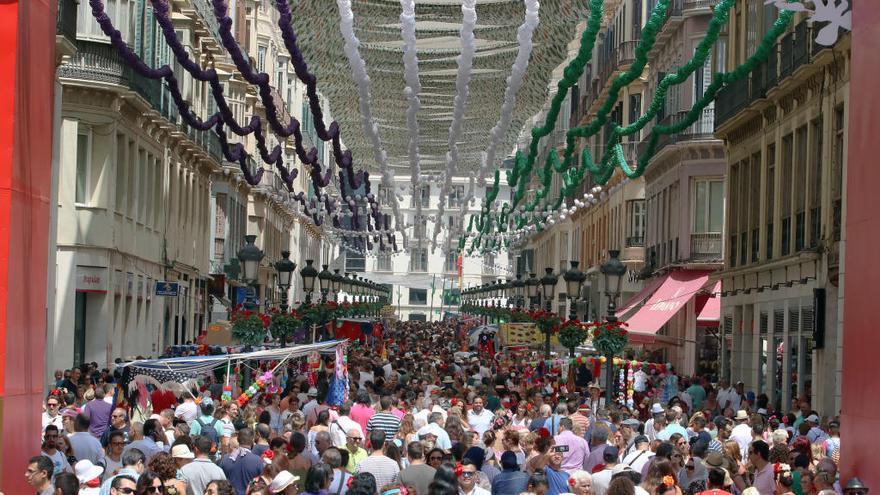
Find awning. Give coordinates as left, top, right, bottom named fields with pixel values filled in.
left=696, top=281, right=722, bottom=325
left=617, top=274, right=668, bottom=320
left=624, top=271, right=712, bottom=343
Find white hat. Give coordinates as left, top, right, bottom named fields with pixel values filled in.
left=307, top=387, right=318, bottom=396
left=171, top=444, right=195, bottom=459
left=612, top=464, right=635, bottom=475
left=735, top=410, right=750, bottom=421
left=269, top=471, right=300, bottom=493
left=806, top=414, right=820, bottom=423
left=650, top=403, right=665, bottom=414
left=74, top=459, right=104, bottom=484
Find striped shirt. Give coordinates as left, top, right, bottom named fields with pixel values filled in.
left=355, top=454, right=400, bottom=489
left=366, top=412, right=401, bottom=438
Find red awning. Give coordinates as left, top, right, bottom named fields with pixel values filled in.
left=617, top=274, right=668, bottom=320
left=623, top=271, right=712, bottom=343
left=696, top=281, right=721, bottom=325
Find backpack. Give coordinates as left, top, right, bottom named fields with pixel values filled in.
left=195, top=417, right=221, bottom=444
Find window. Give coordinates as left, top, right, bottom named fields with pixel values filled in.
left=76, top=129, right=91, bottom=205
left=78, top=0, right=134, bottom=41
left=408, top=288, right=428, bottom=305
left=448, top=185, right=465, bottom=208
left=412, top=216, right=426, bottom=241
left=345, top=250, right=365, bottom=273
left=692, top=179, right=724, bottom=233
left=832, top=106, right=845, bottom=241
left=442, top=288, right=461, bottom=306
left=115, top=134, right=126, bottom=213
left=409, top=248, right=428, bottom=272
left=257, top=45, right=267, bottom=73
left=445, top=251, right=458, bottom=273
left=628, top=94, right=642, bottom=141
left=810, top=118, right=823, bottom=247
left=482, top=253, right=495, bottom=275
left=781, top=135, right=793, bottom=255
left=750, top=153, right=761, bottom=262
left=795, top=126, right=808, bottom=251
left=747, top=0, right=759, bottom=57
left=626, top=200, right=646, bottom=247
left=765, top=143, right=776, bottom=260
left=411, top=185, right=430, bottom=208
left=376, top=254, right=392, bottom=272
left=377, top=185, right=393, bottom=205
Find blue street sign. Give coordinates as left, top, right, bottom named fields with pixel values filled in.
left=155, top=281, right=179, bottom=297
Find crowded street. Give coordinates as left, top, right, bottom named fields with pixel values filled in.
left=1, top=0, right=875, bottom=493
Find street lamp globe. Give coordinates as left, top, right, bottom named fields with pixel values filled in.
left=540, top=267, right=558, bottom=301
left=300, top=259, right=318, bottom=293
left=526, top=273, right=541, bottom=300
left=274, top=251, right=296, bottom=288
left=237, top=235, right=264, bottom=282
left=563, top=261, right=586, bottom=300
left=331, top=269, right=342, bottom=294
left=600, top=250, right=626, bottom=301
left=318, top=264, right=332, bottom=292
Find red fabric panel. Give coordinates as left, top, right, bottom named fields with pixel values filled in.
left=0, top=0, right=55, bottom=491
left=841, top=1, right=880, bottom=485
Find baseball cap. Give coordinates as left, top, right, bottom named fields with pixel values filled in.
left=612, top=463, right=635, bottom=475
left=307, top=387, right=318, bottom=396
left=806, top=414, right=820, bottom=423
left=603, top=446, right=620, bottom=462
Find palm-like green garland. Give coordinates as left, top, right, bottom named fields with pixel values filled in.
left=460, top=0, right=795, bottom=255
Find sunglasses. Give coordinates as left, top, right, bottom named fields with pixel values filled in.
left=117, top=488, right=136, bottom=495
left=47, top=403, right=59, bottom=407
left=460, top=472, right=476, bottom=478
left=145, top=486, right=165, bottom=493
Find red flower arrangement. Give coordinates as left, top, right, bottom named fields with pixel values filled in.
left=529, top=310, right=562, bottom=334
left=589, top=320, right=629, bottom=357
left=230, top=305, right=269, bottom=346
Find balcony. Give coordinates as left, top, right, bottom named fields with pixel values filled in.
left=690, top=233, right=722, bottom=261
left=626, top=236, right=645, bottom=248
left=654, top=108, right=717, bottom=155
left=617, top=41, right=639, bottom=68
left=715, top=19, right=827, bottom=131
left=682, top=0, right=715, bottom=13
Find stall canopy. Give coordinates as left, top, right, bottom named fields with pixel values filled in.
left=696, top=281, right=722, bottom=325
left=624, top=271, right=712, bottom=343
left=119, top=340, right=343, bottom=393
left=617, top=274, right=668, bottom=321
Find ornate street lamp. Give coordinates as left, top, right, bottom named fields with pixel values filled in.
left=318, top=264, right=332, bottom=303
left=274, top=251, right=296, bottom=313
left=331, top=269, right=342, bottom=301
left=237, top=235, right=264, bottom=310
left=563, top=261, right=586, bottom=321
left=600, top=249, right=627, bottom=403
left=300, top=260, right=318, bottom=305
left=513, top=274, right=525, bottom=310
left=526, top=273, right=540, bottom=310
left=540, top=268, right=559, bottom=358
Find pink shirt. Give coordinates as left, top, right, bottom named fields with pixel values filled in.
left=391, top=407, right=406, bottom=419
left=350, top=403, right=376, bottom=434
left=553, top=430, right=591, bottom=474
left=753, top=462, right=775, bottom=495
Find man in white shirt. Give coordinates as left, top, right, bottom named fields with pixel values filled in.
left=466, top=397, right=494, bottom=437
left=620, top=436, right=653, bottom=473
left=174, top=394, right=199, bottom=424
left=42, top=396, right=64, bottom=434
left=716, top=378, right=734, bottom=411
left=730, top=410, right=753, bottom=459
left=330, top=402, right=364, bottom=447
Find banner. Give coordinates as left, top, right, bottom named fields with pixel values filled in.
left=500, top=322, right=560, bottom=347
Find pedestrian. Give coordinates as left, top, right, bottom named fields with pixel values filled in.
left=27, top=455, right=56, bottom=495
left=74, top=459, right=104, bottom=494
left=219, top=428, right=264, bottom=495
left=179, top=435, right=227, bottom=495
left=69, top=413, right=106, bottom=466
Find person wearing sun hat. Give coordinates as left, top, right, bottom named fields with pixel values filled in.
left=74, top=459, right=104, bottom=494
left=730, top=411, right=752, bottom=459
left=268, top=470, right=300, bottom=494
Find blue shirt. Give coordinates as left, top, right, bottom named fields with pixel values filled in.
left=544, top=466, right=570, bottom=495
left=491, top=469, right=530, bottom=495
left=219, top=449, right=264, bottom=495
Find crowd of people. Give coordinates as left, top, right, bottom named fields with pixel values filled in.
left=27, top=320, right=845, bottom=495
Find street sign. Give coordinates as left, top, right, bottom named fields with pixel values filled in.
left=155, top=281, right=179, bottom=297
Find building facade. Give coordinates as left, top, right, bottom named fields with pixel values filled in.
left=714, top=5, right=850, bottom=415
left=50, top=0, right=331, bottom=372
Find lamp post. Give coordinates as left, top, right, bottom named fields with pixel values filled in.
left=513, top=274, right=525, bottom=310
left=331, top=269, right=342, bottom=302
left=300, top=260, right=318, bottom=305
left=274, top=251, right=296, bottom=313
left=540, top=268, right=558, bottom=359
left=318, top=264, right=332, bottom=303
left=237, top=235, right=264, bottom=311
left=526, top=273, right=540, bottom=310
left=343, top=273, right=352, bottom=303
left=505, top=279, right=513, bottom=309
left=600, top=249, right=627, bottom=404
left=563, top=261, right=586, bottom=321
